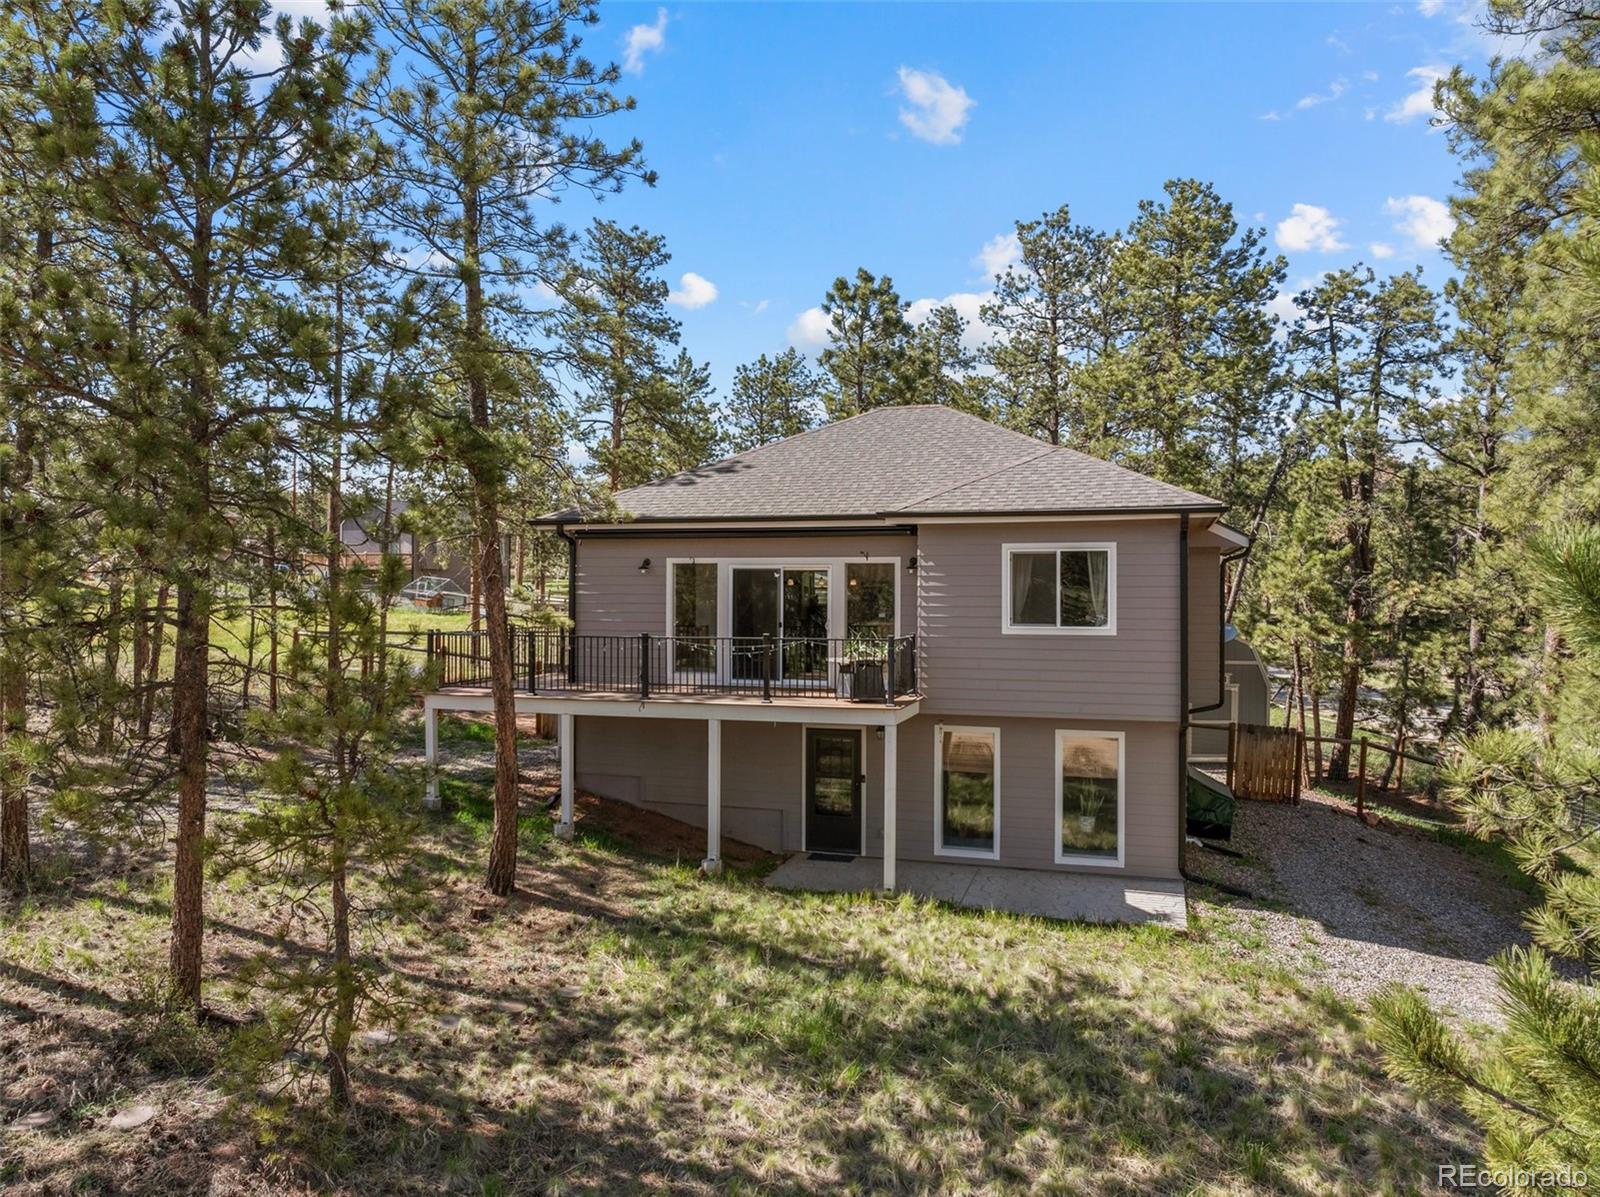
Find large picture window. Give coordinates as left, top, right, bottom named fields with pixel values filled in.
left=1055, top=730, right=1124, bottom=866
left=1003, top=543, right=1115, bottom=634
left=935, top=725, right=1000, bottom=858
left=672, top=562, right=718, bottom=670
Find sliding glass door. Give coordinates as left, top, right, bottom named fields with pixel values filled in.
left=730, top=567, right=829, bottom=681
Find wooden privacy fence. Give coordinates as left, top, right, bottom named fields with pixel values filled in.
left=1228, top=722, right=1303, bottom=803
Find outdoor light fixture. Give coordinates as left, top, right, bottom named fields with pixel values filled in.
left=907, top=556, right=918, bottom=571
left=638, top=558, right=651, bottom=574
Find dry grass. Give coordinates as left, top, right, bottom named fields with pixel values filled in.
left=2, top=787, right=1478, bottom=1196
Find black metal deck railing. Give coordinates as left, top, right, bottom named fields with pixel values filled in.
left=426, top=629, right=918, bottom=704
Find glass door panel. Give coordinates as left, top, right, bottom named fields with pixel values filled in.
left=731, top=568, right=779, bottom=680
left=781, top=568, right=829, bottom=679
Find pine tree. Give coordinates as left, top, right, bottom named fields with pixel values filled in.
left=818, top=268, right=915, bottom=419
left=559, top=219, right=681, bottom=489
left=0, top=0, right=368, bottom=1003
left=1372, top=524, right=1600, bottom=1183
left=371, top=0, right=647, bottom=897
left=908, top=304, right=988, bottom=415
left=1288, top=268, right=1443, bottom=780
left=980, top=206, right=1116, bottom=446
left=726, top=348, right=822, bottom=450
left=1113, top=179, right=1287, bottom=504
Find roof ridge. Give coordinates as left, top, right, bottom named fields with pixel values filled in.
left=889, top=443, right=1058, bottom=511
left=612, top=404, right=911, bottom=499
left=1044, top=443, right=1222, bottom=503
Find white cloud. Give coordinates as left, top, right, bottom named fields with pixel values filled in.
left=1385, top=65, right=1447, bottom=123
left=1266, top=291, right=1302, bottom=330
left=906, top=291, right=998, bottom=350
left=622, top=8, right=667, bottom=75
left=1274, top=203, right=1348, bottom=253
left=667, top=271, right=718, bottom=309
left=1297, top=77, right=1349, bottom=110
left=752, top=299, right=770, bottom=315
left=895, top=67, right=974, bottom=146
left=1369, top=241, right=1396, bottom=259
left=1385, top=194, right=1456, bottom=249
left=974, top=231, right=1020, bottom=279
left=1417, top=0, right=1444, bottom=15
left=1326, top=34, right=1351, bottom=53
left=787, top=306, right=831, bottom=349
left=1265, top=276, right=1317, bottom=339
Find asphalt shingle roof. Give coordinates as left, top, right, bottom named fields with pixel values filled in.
left=541, top=406, right=1225, bottom=523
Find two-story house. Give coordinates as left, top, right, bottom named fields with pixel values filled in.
left=421, top=406, right=1244, bottom=920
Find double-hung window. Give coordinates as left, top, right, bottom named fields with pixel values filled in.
left=1003, top=543, right=1116, bottom=634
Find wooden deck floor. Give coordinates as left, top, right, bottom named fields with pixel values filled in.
left=429, top=684, right=919, bottom=713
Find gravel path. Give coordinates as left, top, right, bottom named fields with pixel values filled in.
left=1187, top=795, right=1545, bottom=1028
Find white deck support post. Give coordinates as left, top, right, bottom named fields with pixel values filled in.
left=703, top=718, right=723, bottom=875
left=882, top=721, right=898, bottom=892
left=555, top=712, right=575, bottom=840
left=423, top=699, right=440, bottom=810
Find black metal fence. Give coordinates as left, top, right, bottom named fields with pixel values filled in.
left=426, top=629, right=918, bottom=703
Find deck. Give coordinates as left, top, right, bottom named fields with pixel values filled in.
left=424, top=629, right=921, bottom=709
left=429, top=683, right=919, bottom=714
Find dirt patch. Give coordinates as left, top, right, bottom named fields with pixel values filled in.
left=564, top=792, right=775, bottom=866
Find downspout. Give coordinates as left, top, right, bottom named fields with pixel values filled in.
left=1190, top=542, right=1251, bottom=717
left=1178, top=515, right=1191, bottom=879
left=1179, top=523, right=1252, bottom=888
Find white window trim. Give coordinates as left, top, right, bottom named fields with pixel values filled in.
left=1054, top=728, right=1125, bottom=868
left=999, top=541, right=1118, bottom=636
left=664, top=556, right=902, bottom=682
left=799, top=724, right=868, bottom=856
left=933, top=722, right=1001, bottom=861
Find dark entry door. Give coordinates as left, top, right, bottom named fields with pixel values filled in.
left=805, top=728, right=862, bottom=853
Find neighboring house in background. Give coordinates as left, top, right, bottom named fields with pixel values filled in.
left=420, top=406, right=1245, bottom=918
left=338, top=501, right=475, bottom=594
left=1190, top=628, right=1273, bottom=763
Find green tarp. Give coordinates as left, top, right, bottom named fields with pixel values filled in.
left=1186, top=766, right=1234, bottom=841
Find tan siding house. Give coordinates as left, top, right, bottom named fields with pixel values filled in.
left=421, top=406, right=1245, bottom=915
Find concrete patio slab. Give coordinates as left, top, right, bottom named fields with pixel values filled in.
left=765, top=855, right=1187, bottom=930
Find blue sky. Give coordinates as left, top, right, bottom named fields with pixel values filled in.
left=552, top=0, right=1512, bottom=395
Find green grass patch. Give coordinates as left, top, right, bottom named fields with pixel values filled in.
left=2, top=799, right=1479, bottom=1195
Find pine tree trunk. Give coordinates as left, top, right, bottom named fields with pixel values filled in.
left=1462, top=613, right=1485, bottom=732
left=141, top=581, right=168, bottom=738
left=1538, top=623, right=1562, bottom=745
left=469, top=560, right=481, bottom=634
left=1328, top=646, right=1360, bottom=783
left=168, top=576, right=211, bottom=1008
left=266, top=525, right=280, bottom=712
left=327, top=857, right=355, bottom=1109
left=98, top=574, right=124, bottom=750
left=458, top=101, right=521, bottom=897
left=131, top=578, right=151, bottom=720
left=1285, top=641, right=1302, bottom=730
left=480, top=518, right=521, bottom=897
left=0, top=648, right=28, bottom=892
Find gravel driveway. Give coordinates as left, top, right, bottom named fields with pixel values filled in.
left=1187, top=795, right=1545, bottom=1028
